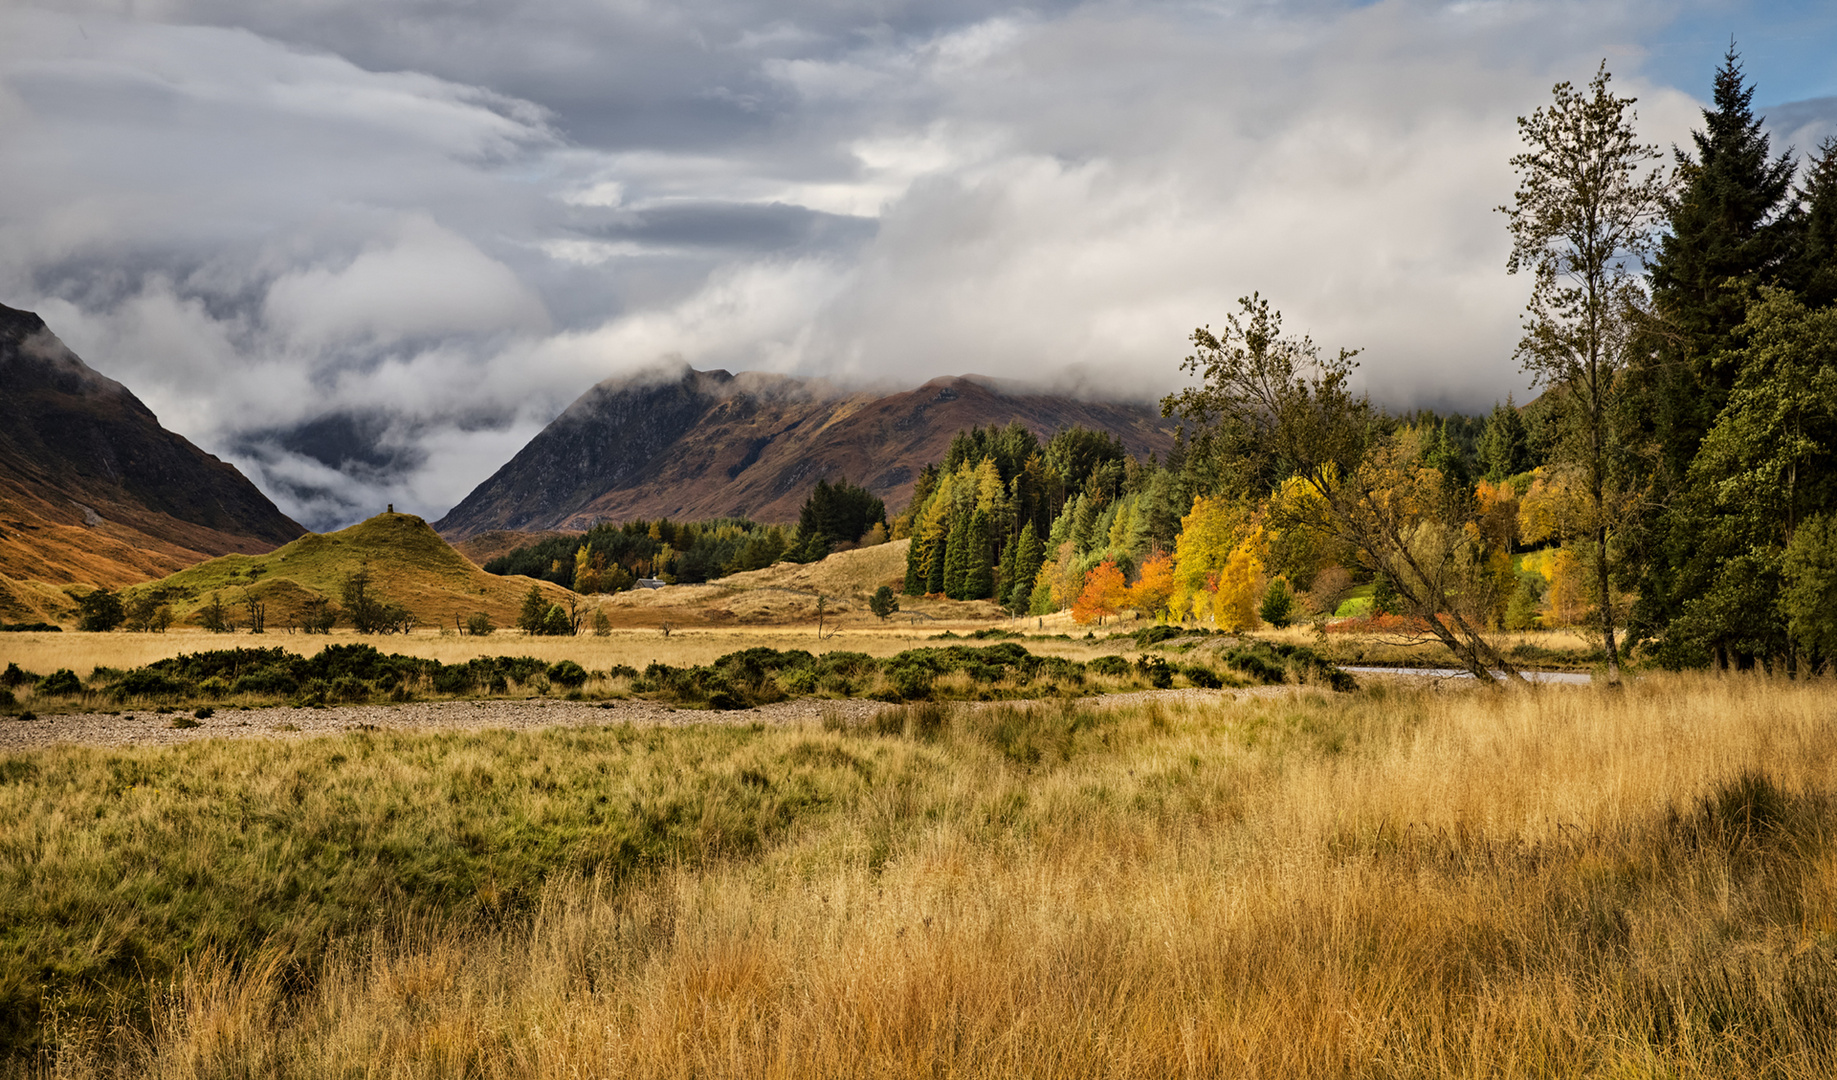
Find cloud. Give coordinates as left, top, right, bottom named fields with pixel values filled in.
left=262, top=215, right=550, bottom=349
left=2, top=0, right=1829, bottom=530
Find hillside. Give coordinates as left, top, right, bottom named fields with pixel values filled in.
left=126, top=511, right=570, bottom=630
left=0, top=302, right=304, bottom=596
left=434, top=367, right=1176, bottom=539
left=578, top=538, right=1003, bottom=627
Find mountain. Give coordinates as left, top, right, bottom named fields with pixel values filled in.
left=435, top=366, right=1177, bottom=539
left=0, top=302, right=304, bottom=592
left=128, top=511, right=570, bottom=630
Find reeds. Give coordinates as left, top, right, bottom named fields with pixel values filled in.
left=19, top=673, right=1837, bottom=1077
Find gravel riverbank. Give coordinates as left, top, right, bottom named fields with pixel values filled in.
left=0, top=686, right=1303, bottom=751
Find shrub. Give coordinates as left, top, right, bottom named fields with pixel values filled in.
left=1, top=663, right=36, bottom=688
left=111, top=669, right=191, bottom=701
left=546, top=660, right=589, bottom=688
left=1136, top=655, right=1174, bottom=689
left=886, top=666, right=934, bottom=701
left=1183, top=665, right=1222, bottom=689
left=169, top=715, right=200, bottom=729
left=465, top=611, right=495, bottom=637
left=1088, top=655, right=1130, bottom=678
left=330, top=676, right=372, bottom=703
left=35, top=669, right=82, bottom=697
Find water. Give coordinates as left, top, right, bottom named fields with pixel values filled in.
left=1341, top=665, right=1592, bottom=685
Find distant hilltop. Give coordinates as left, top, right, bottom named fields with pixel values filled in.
left=435, top=366, right=1177, bottom=539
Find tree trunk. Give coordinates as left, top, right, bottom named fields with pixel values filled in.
left=1593, top=521, right=1620, bottom=684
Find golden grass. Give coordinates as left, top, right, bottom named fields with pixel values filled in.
left=0, top=623, right=1139, bottom=685
left=1262, top=623, right=1606, bottom=671
left=24, top=673, right=1837, bottom=1077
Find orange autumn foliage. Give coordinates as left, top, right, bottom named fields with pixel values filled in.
left=1073, top=558, right=1128, bottom=625
left=1127, top=551, right=1176, bottom=618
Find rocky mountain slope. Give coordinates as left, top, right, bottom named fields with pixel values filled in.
left=0, top=302, right=304, bottom=602
left=435, top=366, right=1176, bottom=539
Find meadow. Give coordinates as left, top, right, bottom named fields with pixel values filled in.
left=6, top=672, right=1836, bottom=1077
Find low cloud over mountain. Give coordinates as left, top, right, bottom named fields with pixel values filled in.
left=3, top=1, right=1833, bottom=530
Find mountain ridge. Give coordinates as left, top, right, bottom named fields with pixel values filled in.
left=435, top=365, right=1177, bottom=539
left=0, top=302, right=305, bottom=595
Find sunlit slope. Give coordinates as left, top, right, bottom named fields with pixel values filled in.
left=126, top=511, right=570, bottom=629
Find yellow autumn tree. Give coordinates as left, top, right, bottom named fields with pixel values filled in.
left=1213, top=538, right=1265, bottom=631
left=1171, top=495, right=1247, bottom=620
left=1517, top=467, right=1591, bottom=546
left=1032, top=540, right=1083, bottom=614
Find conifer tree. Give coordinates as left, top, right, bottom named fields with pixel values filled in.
left=904, top=539, right=925, bottom=595
left=963, top=509, right=994, bottom=600
left=1627, top=51, right=1799, bottom=660
left=1650, top=47, right=1796, bottom=395
left=996, top=529, right=1018, bottom=604
left=942, top=510, right=970, bottom=600
left=1010, top=520, right=1044, bottom=610
left=926, top=522, right=948, bottom=595
left=1478, top=396, right=1532, bottom=481
left=1787, top=139, right=1837, bottom=308
left=1069, top=494, right=1097, bottom=556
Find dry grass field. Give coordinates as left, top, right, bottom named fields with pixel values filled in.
left=0, top=617, right=1114, bottom=683
left=9, top=672, right=1837, bottom=1077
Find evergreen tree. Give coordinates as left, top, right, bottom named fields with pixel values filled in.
left=1045, top=498, right=1075, bottom=552
left=963, top=509, right=994, bottom=600
left=926, top=523, right=948, bottom=594
left=996, top=530, right=1018, bottom=602
left=1421, top=420, right=1473, bottom=495
left=1639, top=46, right=1797, bottom=482
left=1628, top=51, right=1801, bottom=660
left=1786, top=139, right=1837, bottom=309
left=1478, top=396, right=1532, bottom=481
left=1140, top=468, right=1185, bottom=554
left=1647, top=289, right=1837, bottom=670
left=942, top=510, right=970, bottom=599
left=1009, top=520, right=1044, bottom=610
left=1069, top=494, right=1097, bottom=556
left=903, top=538, right=925, bottom=595
left=1259, top=578, right=1296, bottom=629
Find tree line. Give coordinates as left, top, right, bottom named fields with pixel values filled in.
left=483, top=480, right=887, bottom=593
left=897, top=48, right=1836, bottom=681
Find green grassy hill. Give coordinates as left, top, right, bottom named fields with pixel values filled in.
left=124, top=512, right=571, bottom=631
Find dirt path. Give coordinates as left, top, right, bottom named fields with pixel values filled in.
left=0, top=686, right=1307, bottom=751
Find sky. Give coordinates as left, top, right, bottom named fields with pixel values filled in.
left=2, top=1, right=1834, bottom=530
